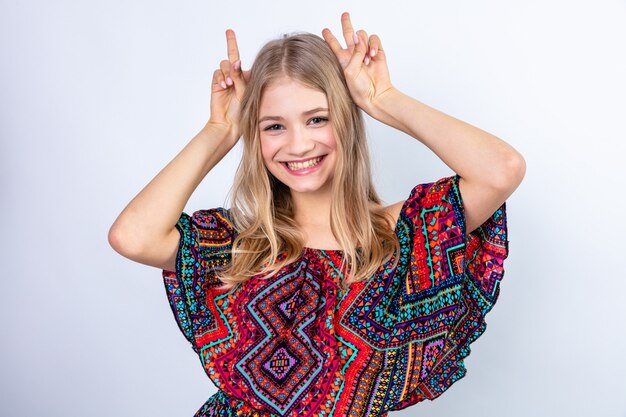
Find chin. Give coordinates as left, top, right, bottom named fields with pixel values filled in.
left=287, top=180, right=333, bottom=194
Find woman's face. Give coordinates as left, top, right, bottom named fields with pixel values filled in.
left=258, top=76, right=338, bottom=196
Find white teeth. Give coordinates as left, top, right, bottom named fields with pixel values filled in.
left=286, top=156, right=322, bottom=171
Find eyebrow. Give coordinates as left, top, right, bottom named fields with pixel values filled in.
left=258, top=107, right=329, bottom=123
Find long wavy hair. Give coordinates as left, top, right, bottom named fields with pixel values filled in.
left=216, top=32, right=400, bottom=287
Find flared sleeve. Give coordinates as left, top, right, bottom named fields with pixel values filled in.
left=388, top=174, right=509, bottom=410
left=161, top=208, right=234, bottom=354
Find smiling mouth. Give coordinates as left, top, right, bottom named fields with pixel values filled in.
left=283, top=156, right=325, bottom=171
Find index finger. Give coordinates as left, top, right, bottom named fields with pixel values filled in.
left=340, top=12, right=355, bottom=47
left=226, top=29, right=240, bottom=63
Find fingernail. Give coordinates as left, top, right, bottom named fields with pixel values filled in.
left=352, top=33, right=359, bottom=44
left=220, top=80, right=227, bottom=89
left=364, top=56, right=370, bottom=65
left=370, top=48, right=377, bottom=57
left=233, top=60, right=241, bottom=71
left=226, top=77, right=233, bottom=86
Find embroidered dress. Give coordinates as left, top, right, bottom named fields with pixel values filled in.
left=162, top=174, right=509, bottom=417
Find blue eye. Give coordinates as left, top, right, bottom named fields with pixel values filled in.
left=264, top=124, right=283, bottom=131
left=309, top=116, right=329, bottom=125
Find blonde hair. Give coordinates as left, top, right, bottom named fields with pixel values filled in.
left=216, top=33, right=399, bottom=287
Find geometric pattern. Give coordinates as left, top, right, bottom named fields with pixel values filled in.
left=263, top=345, right=298, bottom=380
left=161, top=174, right=509, bottom=417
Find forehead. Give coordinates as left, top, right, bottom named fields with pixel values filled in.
left=259, top=77, right=328, bottom=114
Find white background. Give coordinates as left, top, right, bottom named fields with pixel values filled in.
left=2, top=0, right=625, bottom=416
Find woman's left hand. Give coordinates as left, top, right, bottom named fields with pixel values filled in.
left=322, top=12, right=395, bottom=118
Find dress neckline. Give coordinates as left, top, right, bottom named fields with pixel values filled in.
left=295, top=198, right=411, bottom=256
left=303, top=246, right=344, bottom=253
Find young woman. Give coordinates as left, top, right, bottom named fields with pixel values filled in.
left=109, top=13, right=525, bottom=417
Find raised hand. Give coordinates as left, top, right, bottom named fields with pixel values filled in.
left=322, top=12, right=395, bottom=118
left=206, top=29, right=249, bottom=141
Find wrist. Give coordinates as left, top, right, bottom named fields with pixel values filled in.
left=368, top=86, right=401, bottom=118
left=202, top=121, right=241, bottom=145
left=367, top=87, right=412, bottom=133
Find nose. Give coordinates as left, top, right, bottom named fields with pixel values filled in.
left=286, top=124, right=315, bottom=157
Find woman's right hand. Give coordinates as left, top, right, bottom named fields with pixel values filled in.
left=109, top=30, right=250, bottom=272
left=205, top=29, right=249, bottom=142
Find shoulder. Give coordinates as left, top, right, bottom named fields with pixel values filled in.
left=379, top=176, right=460, bottom=228
left=185, top=208, right=236, bottom=243
left=189, top=207, right=233, bottom=227
left=382, top=200, right=406, bottom=229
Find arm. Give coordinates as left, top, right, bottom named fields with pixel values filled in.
left=368, top=89, right=525, bottom=192
left=323, top=13, right=525, bottom=234
left=108, top=125, right=238, bottom=270
left=108, top=29, right=247, bottom=270
left=369, top=89, right=525, bottom=234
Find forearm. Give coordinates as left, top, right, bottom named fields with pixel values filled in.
left=109, top=124, right=237, bottom=255
left=370, top=88, right=524, bottom=188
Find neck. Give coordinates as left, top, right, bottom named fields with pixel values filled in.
left=290, top=188, right=333, bottom=228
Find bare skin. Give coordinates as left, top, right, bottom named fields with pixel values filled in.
left=108, top=29, right=248, bottom=271
left=109, top=13, right=525, bottom=272
left=322, top=12, right=525, bottom=241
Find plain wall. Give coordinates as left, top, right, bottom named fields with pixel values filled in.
left=1, top=0, right=625, bottom=416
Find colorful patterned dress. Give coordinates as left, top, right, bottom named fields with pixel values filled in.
left=162, top=174, right=509, bottom=417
